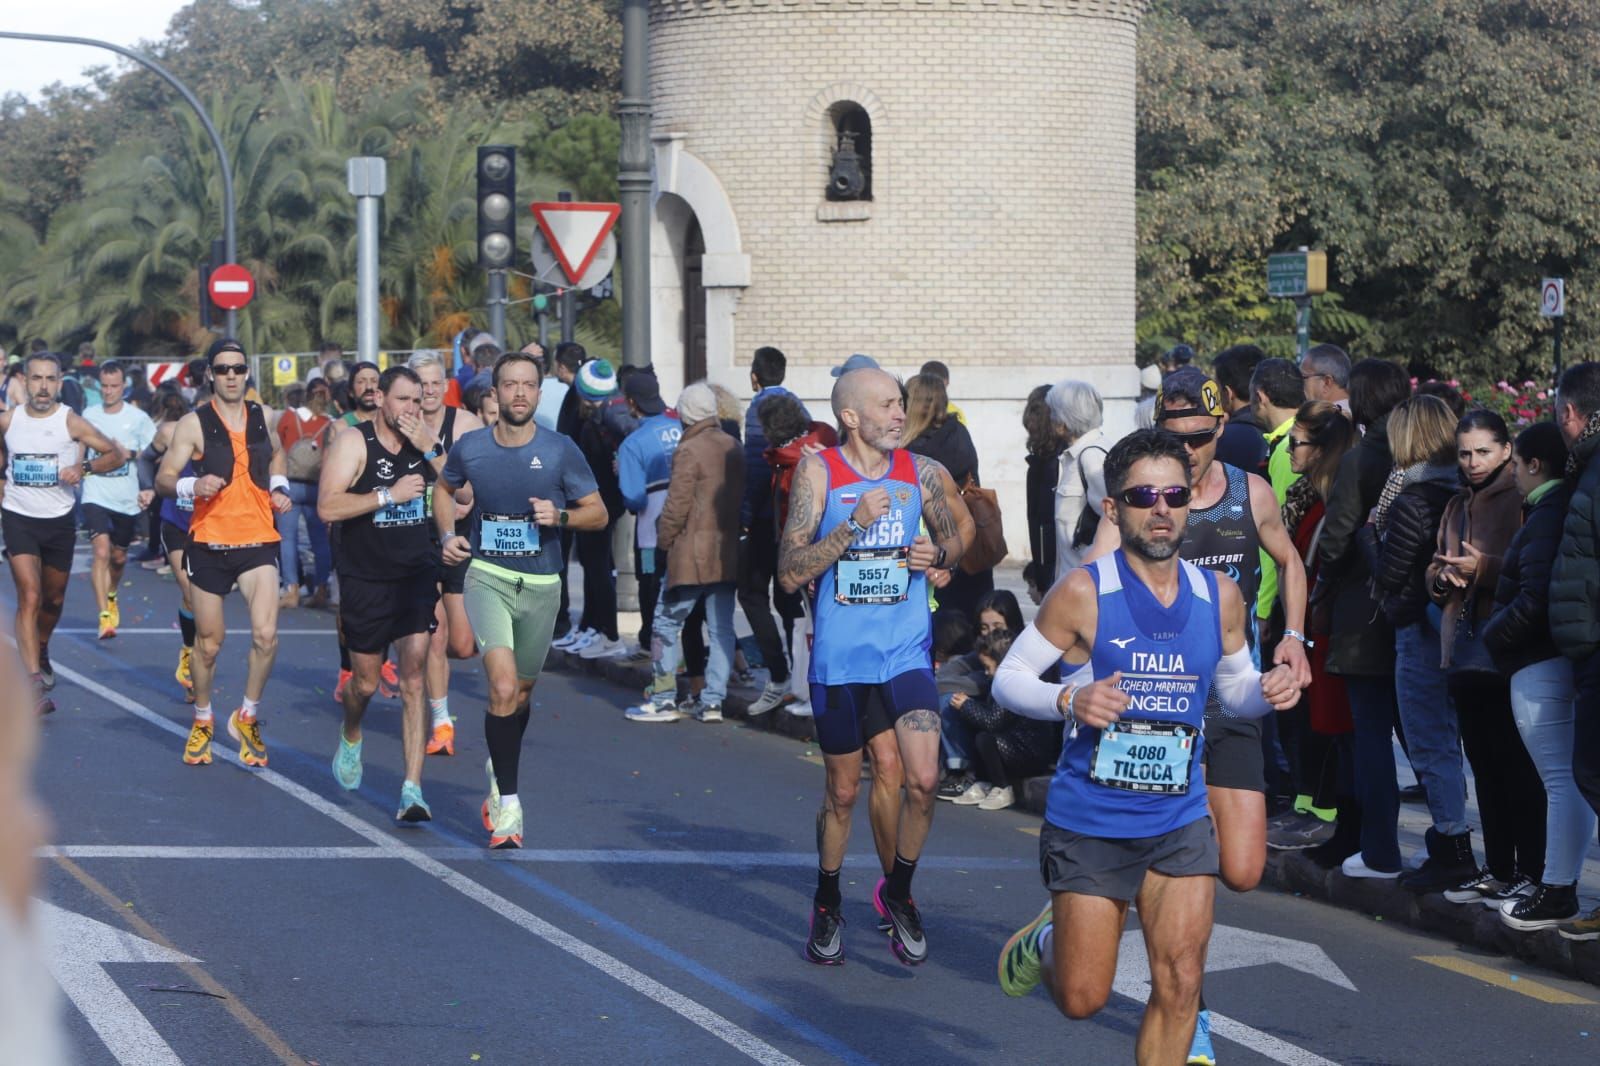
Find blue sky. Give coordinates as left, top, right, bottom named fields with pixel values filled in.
left=1, top=3, right=189, bottom=102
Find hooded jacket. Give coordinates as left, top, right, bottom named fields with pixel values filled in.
left=1313, top=413, right=1394, bottom=677
left=1485, top=480, right=1573, bottom=676
left=1550, top=419, right=1600, bottom=662
left=1359, top=465, right=1461, bottom=628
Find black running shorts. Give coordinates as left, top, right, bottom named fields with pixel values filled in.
left=338, top=570, right=441, bottom=654
left=160, top=521, right=190, bottom=558
left=1202, top=714, right=1266, bottom=793
left=1, top=509, right=76, bottom=571
left=808, top=668, right=940, bottom=756
left=441, top=556, right=468, bottom=596
left=1039, top=816, right=1219, bottom=902
left=185, top=541, right=279, bottom=597
left=82, top=503, right=139, bottom=549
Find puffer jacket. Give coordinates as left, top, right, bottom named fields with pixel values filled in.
left=1360, top=475, right=1460, bottom=627
left=1550, top=424, right=1600, bottom=662
left=1485, top=481, right=1573, bottom=676
left=1313, top=414, right=1395, bottom=676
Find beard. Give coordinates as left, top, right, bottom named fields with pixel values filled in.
left=498, top=404, right=533, bottom=427
left=1123, top=525, right=1184, bottom=562
left=357, top=393, right=378, bottom=411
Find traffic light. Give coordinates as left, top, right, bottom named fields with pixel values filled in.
left=476, top=145, right=516, bottom=270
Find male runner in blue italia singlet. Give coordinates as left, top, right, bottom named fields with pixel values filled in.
left=778, top=367, right=973, bottom=967
left=990, top=429, right=1303, bottom=1065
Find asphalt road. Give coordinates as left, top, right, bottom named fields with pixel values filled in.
left=22, top=547, right=1600, bottom=1065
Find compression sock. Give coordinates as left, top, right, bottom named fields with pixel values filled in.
left=429, top=696, right=451, bottom=728
left=484, top=713, right=522, bottom=796
left=239, top=696, right=260, bottom=721
left=194, top=703, right=214, bottom=724
left=514, top=702, right=532, bottom=743
left=178, top=607, right=196, bottom=646
left=815, top=867, right=842, bottom=910
left=887, top=853, right=918, bottom=902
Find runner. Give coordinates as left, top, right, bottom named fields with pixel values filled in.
left=1084, top=369, right=1312, bottom=1063
left=318, top=365, right=443, bottom=821
left=0, top=353, right=129, bottom=714
left=149, top=415, right=199, bottom=702
left=408, top=350, right=484, bottom=757
left=432, top=351, right=607, bottom=849
left=81, top=360, right=158, bottom=639
left=155, top=339, right=293, bottom=767
left=777, top=367, right=973, bottom=967
left=992, top=428, right=1302, bottom=1064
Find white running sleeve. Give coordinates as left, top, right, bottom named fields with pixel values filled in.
left=992, top=624, right=1092, bottom=722
left=1213, top=645, right=1273, bottom=719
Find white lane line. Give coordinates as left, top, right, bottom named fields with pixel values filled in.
left=54, top=628, right=336, bottom=636
left=48, top=659, right=805, bottom=1066
left=41, top=845, right=1023, bottom=869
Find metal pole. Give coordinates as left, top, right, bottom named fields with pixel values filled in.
left=618, top=0, right=652, bottom=368
left=0, top=32, right=238, bottom=335
left=1554, top=315, right=1565, bottom=389
left=561, top=288, right=577, bottom=345
left=1295, top=296, right=1312, bottom=362
left=487, top=271, right=508, bottom=346
left=347, top=158, right=387, bottom=363
left=538, top=308, right=550, bottom=349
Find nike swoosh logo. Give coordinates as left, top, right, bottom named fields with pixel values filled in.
left=407, top=461, right=422, bottom=469
left=1109, top=636, right=1137, bottom=649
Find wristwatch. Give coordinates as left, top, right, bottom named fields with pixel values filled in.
left=934, top=545, right=948, bottom=570
left=423, top=442, right=443, bottom=462
left=846, top=515, right=867, bottom=535
left=558, top=509, right=570, bottom=528
left=81, top=457, right=93, bottom=475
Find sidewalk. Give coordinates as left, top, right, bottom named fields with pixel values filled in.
left=552, top=559, right=1600, bottom=987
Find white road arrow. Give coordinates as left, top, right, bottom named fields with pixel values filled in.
left=1114, top=922, right=1352, bottom=1066
left=38, top=900, right=196, bottom=1066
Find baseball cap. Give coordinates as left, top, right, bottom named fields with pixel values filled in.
left=623, top=370, right=666, bottom=415
left=830, top=353, right=880, bottom=378
left=1155, top=366, right=1225, bottom=422
left=576, top=358, right=618, bottom=401
left=205, top=338, right=246, bottom=364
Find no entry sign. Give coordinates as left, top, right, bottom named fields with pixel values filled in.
left=208, top=263, right=256, bottom=311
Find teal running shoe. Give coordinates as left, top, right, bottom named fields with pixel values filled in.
left=332, top=733, right=363, bottom=790
left=1187, top=1008, right=1216, bottom=1065
left=998, top=901, right=1053, bottom=997
left=396, top=781, right=432, bottom=824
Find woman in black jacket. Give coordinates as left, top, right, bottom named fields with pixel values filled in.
left=904, top=373, right=990, bottom=619
left=1359, top=396, right=1475, bottom=893
left=1021, top=385, right=1065, bottom=604
left=1484, top=423, right=1595, bottom=931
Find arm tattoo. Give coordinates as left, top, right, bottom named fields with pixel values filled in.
left=915, top=455, right=963, bottom=562
left=777, top=455, right=855, bottom=589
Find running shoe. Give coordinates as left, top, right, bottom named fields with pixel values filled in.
left=396, top=782, right=432, bottom=824
left=227, top=710, right=268, bottom=767
left=1186, top=1008, right=1217, bottom=1065
left=1557, top=905, right=1600, bottom=942
left=32, top=675, right=54, bottom=717
left=693, top=703, right=724, bottom=723
left=98, top=610, right=116, bottom=640
left=488, top=802, right=523, bottom=849
left=176, top=646, right=194, bottom=691
left=107, top=594, right=120, bottom=631
left=747, top=680, right=791, bottom=716
left=481, top=757, right=500, bottom=830
left=577, top=635, right=628, bottom=660
left=873, top=879, right=928, bottom=965
left=183, top=720, right=213, bottom=765
left=550, top=627, right=585, bottom=652
left=426, top=720, right=455, bottom=756
left=332, top=733, right=363, bottom=790
left=804, top=904, right=845, bottom=965
left=37, top=648, right=54, bottom=690
left=333, top=669, right=352, bottom=704
left=998, top=900, right=1053, bottom=997
left=625, top=701, right=683, bottom=722
left=378, top=659, right=399, bottom=699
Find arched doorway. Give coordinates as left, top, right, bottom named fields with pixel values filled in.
left=683, top=216, right=706, bottom=384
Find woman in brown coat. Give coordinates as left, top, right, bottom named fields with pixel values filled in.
left=1426, top=409, right=1547, bottom=906
left=625, top=382, right=744, bottom=723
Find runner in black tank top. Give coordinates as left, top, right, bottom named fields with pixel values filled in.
left=317, top=366, right=444, bottom=823
left=410, top=352, right=486, bottom=757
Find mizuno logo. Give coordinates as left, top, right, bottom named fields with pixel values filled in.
left=1109, top=636, right=1137, bottom=649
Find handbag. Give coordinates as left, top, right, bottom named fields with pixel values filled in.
left=958, top=473, right=1008, bottom=574
left=284, top=411, right=324, bottom=482
left=1070, top=446, right=1108, bottom=550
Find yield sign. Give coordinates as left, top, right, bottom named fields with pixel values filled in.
left=207, top=263, right=256, bottom=311
left=530, top=202, right=621, bottom=285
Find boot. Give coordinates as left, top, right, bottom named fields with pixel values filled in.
left=1400, top=827, right=1477, bottom=894
left=279, top=584, right=300, bottom=609
left=308, top=584, right=331, bottom=610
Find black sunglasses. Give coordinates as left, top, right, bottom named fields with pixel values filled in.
left=1287, top=436, right=1314, bottom=451
left=211, top=363, right=249, bottom=376
left=1164, top=425, right=1218, bottom=449
left=1119, top=485, right=1193, bottom=509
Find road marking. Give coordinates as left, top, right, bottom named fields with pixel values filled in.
left=1016, top=825, right=1041, bottom=837
left=50, top=854, right=305, bottom=1065
left=1415, top=954, right=1596, bottom=1005
left=40, top=843, right=1028, bottom=870
left=55, top=628, right=336, bottom=636
left=49, top=658, right=808, bottom=1066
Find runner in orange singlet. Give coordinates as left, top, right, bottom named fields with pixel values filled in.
left=156, top=340, right=293, bottom=767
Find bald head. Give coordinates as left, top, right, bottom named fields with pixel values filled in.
left=831, top=368, right=905, bottom=453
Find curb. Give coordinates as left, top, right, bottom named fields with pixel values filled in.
left=550, top=648, right=1600, bottom=989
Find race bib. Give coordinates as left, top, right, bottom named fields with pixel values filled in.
left=1089, top=720, right=1197, bottom=795
left=93, top=454, right=130, bottom=478
left=479, top=511, right=540, bottom=557
left=833, top=546, right=910, bottom=605
left=374, top=495, right=425, bottom=528
left=11, top=453, right=58, bottom=487
left=178, top=495, right=194, bottom=512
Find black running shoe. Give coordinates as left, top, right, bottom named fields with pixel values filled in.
left=874, top=880, right=927, bottom=965
left=37, top=648, right=55, bottom=691
left=805, top=905, right=845, bottom=965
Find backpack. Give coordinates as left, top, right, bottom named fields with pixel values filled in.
left=284, top=411, right=325, bottom=481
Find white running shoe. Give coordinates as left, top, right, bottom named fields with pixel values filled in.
left=951, top=781, right=992, bottom=806
left=978, top=785, right=1016, bottom=811
left=553, top=627, right=593, bottom=652
left=578, top=635, right=628, bottom=660
left=625, top=702, right=683, bottom=722
left=747, top=681, right=791, bottom=716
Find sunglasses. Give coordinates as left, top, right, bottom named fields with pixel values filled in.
left=212, top=363, right=249, bottom=377
left=1287, top=436, right=1315, bottom=451
left=1118, top=485, right=1193, bottom=509
left=1163, top=425, right=1218, bottom=449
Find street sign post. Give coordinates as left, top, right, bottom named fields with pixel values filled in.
left=1267, top=249, right=1328, bottom=360
left=530, top=202, right=622, bottom=286
left=1542, top=277, right=1566, bottom=384
left=207, top=263, right=255, bottom=312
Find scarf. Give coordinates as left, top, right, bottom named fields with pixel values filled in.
left=1372, top=461, right=1460, bottom=534
left=1281, top=475, right=1320, bottom=539
left=1567, top=408, right=1600, bottom=478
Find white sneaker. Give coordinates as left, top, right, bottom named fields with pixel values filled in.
left=748, top=681, right=791, bottom=716
left=578, top=636, right=628, bottom=660
left=565, top=629, right=600, bottom=653
left=1341, top=853, right=1401, bottom=879
left=977, top=785, right=1015, bottom=811
left=785, top=700, right=814, bottom=718
left=694, top=704, right=724, bottom=723
left=551, top=629, right=581, bottom=651
left=951, top=781, right=992, bottom=806
left=625, top=702, right=683, bottom=722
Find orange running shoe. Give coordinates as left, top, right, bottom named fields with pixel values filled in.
left=97, top=610, right=116, bottom=640
left=333, top=669, right=352, bottom=704
left=379, top=659, right=399, bottom=699
left=183, top=719, right=213, bottom=765
left=227, top=710, right=268, bottom=767
left=426, top=720, right=455, bottom=756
